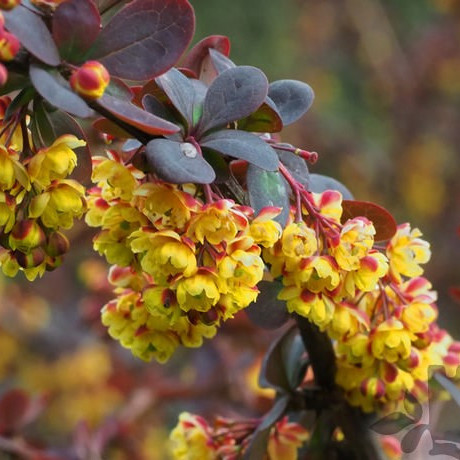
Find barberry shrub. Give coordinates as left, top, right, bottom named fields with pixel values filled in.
left=0, top=0, right=458, bottom=458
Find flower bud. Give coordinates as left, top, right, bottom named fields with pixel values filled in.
left=0, top=63, right=7, bottom=86
left=0, top=0, right=20, bottom=11
left=15, top=247, right=45, bottom=268
left=9, top=219, right=46, bottom=251
left=45, top=231, right=70, bottom=257
left=70, top=60, right=110, bottom=99
left=0, top=30, right=20, bottom=61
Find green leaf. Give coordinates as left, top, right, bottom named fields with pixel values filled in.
left=200, top=130, right=279, bottom=171
left=145, top=139, right=215, bottom=184
left=4, top=5, right=60, bottom=66
left=30, top=98, right=54, bottom=149
left=88, top=0, right=195, bottom=80
left=259, top=327, right=307, bottom=393
left=0, top=72, right=30, bottom=96
left=238, top=97, right=283, bottom=133
left=29, top=64, right=93, bottom=118
left=52, top=0, right=101, bottom=62
left=245, top=280, right=289, bottom=330
left=105, top=77, right=133, bottom=101
left=242, top=395, right=289, bottom=460
left=247, top=165, right=290, bottom=227
left=341, top=200, right=397, bottom=242
left=198, top=66, right=269, bottom=135
left=268, top=79, right=314, bottom=126
left=97, top=94, right=180, bottom=136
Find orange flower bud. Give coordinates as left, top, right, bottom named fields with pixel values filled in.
left=70, top=60, right=110, bottom=99
left=0, top=0, right=20, bottom=11
left=0, top=30, right=20, bottom=61
left=9, top=219, right=46, bottom=251
left=0, top=63, right=7, bottom=86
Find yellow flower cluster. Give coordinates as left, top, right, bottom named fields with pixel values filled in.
left=169, top=412, right=309, bottom=460
left=264, top=190, right=460, bottom=412
left=0, top=97, right=86, bottom=280
left=86, top=152, right=282, bottom=362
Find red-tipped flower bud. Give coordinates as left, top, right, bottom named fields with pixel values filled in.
left=0, top=63, right=7, bottom=86
left=0, top=30, right=20, bottom=61
left=0, top=0, right=20, bottom=11
left=9, top=219, right=46, bottom=251
left=15, top=247, right=45, bottom=269
left=45, top=231, right=70, bottom=257
left=70, top=60, right=110, bottom=99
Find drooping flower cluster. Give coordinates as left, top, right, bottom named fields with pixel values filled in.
left=0, top=97, right=86, bottom=280
left=86, top=152, right=282, bottom=362
left=263, top=181, right=460, bottom=412
left=169, top=412, right=309, bottom=460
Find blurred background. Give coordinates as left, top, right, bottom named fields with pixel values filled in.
left=1, top=0, right=460, bottom=458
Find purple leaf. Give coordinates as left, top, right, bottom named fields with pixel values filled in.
left=88, top=0, right=195, bottom=80
left=198, top=66, right=268, bottom=134
left=97, top=94, right=180, bottom=136
left=145, top=139, right=215, bottom=184
left=52, top=0, right=101, bottom=62
left=401, top=424, right=429, bottom=453
left=246, top=165, right=290, bottom=227
left=200, top=130, right=279, bottom=171
left=4, top=5, right=60, bottom=66
left=209, top=48, right=236, bottom=74
left=156, top=68, right=195, bottom=127
left=29, top=64, right=93, bottom=118
left=142, top=94, right=177, bottom=124
left=268, top=79, right=314, bottom=126
left=245, top=280, right=289, bottom=330
left=309, top=173, right=354, bottom=200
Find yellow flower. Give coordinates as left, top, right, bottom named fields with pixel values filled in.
left=386, top=223, right=431, bottom=282
left=401, top=302, right=437, bottom=334
left=249, top=207, right=282, bottom=248
left=332, top=217, right=375, bottom=271
left=175, top=270, right=220, bottom=312
left=0, top=191, right=15, bottom=232
left=92, top=155, right=142, bottom=202
left=134, top=182, right=199, bottom=229
left=0, top=144, right=30, bottom=191
left=169, top=412, right=217, bottom=460
left=294, top=256, right=341, bottom=293
left=186, top=200, right=247, bottom=245
left=328, top=302, right=369, bottom=340
left=27, top=135, right=85, bottom=189
left=310, top=190, right=343, bottom=222
left=130, top=229, right=197, bottom=283
left=9, top=218, right=45, bottom=251
left=173, top=317, right=217, bottom=348
left=29, top=179, right=86, bottom=229
left=280, top=222, right=317, bottom=259
left=267, top=417, right=309, bottom=460
left=371, top=319, right=413, bottom=363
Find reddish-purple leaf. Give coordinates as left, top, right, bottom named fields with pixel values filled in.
left=182, top=35, right=231, bottom=76
left=29, top=64, right=94, bottom=118
left=88, top=0, right=195, bottom=80
left=105, top=77, right=133, bottom=101
left=209, top=48, right=235, bottom=73
left=341, top=200, right=397, bottom=242
left=309, top=173, right=353, bottom=199
left=4, top=5, right=60, bottom=66
left=97, top=93, right=180, bottom=136
left=93, top=118, right=132, bottom=138
left=198, top=66, right=269, bottom=135
left=0, top=389, right=31, bottom=434
left=52, top=0, right=101, bottom=62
